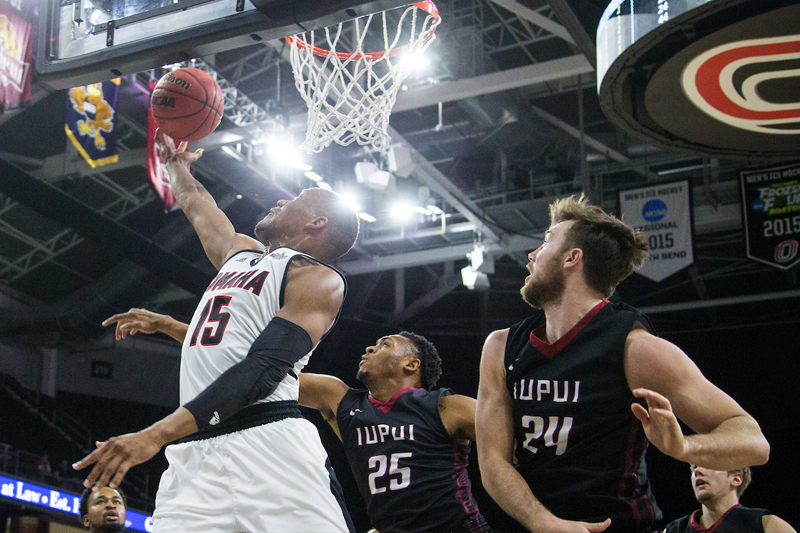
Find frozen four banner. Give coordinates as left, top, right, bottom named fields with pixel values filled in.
left=740, top=162, right=800, bottom=270
left=618, top=180, right=694, bottom=282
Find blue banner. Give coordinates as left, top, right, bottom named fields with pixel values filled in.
left=0, top=473, right=153, bottom=532
left=65, top=79, right=121, bottom=168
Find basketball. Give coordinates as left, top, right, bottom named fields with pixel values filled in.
left=150, top=67, right=224, bottom=142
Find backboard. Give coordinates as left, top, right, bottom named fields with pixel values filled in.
left=36, top=0, right=410, bottom=89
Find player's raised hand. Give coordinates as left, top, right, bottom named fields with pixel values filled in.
left=73, top=431, right=162, bottom=491
left=631, top=388, right=687, bottom=460
left=102, top=308, right=166, bottom=340
left=155, top=128, right=203, bottom=164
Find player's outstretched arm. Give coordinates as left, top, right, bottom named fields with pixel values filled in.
left=439, top=394, right=477, bottom=442
left=73, top=406, right=197, bottom=491
left=625, top=329, right=770, bottom=470
left=75, top=263, right=345, bottom=489
left=763, top=514, right=797, bottom=533
left=102, top=308, right=188, bottom=343
left=476, top=330, right=611, bottom=533
left=299, top=374, right=349, bottom=439
left=156, top=130, right=260, bottom=269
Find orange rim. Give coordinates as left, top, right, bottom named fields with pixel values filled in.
left=286, top=1, right=440, bottom=61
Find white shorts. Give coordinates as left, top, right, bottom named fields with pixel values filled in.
left=152, top=416, right=352, bottom=533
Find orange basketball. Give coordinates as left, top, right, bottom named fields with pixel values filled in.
left=150, top=68, right=224, bottom=142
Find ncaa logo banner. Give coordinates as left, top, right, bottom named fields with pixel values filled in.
left=619, top=180, right=694, bottom=282
left=740, top=162, right=800, bottom=270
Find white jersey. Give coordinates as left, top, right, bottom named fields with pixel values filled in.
left=179, top=247, right=341, bottom=405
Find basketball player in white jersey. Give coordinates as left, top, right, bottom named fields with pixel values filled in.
left=73, top=130, right=360, bottom=532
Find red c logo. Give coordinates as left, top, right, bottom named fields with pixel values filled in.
left=682, top=35, right=800, bottom=134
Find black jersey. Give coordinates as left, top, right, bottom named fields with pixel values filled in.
left=337, top=388, right=490, bottom=533
left=664, top=505, right=768, bottom=533
left=504, top=300, right=661, bottom=533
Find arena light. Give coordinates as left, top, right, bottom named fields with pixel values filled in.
left=461, top=266, right=490, bottom=291
left=304, top=171, right=324, bottom=182
left=359, top=212, right=377, bottom=223
left=389, top=202, right=416, bottom=221
left=267, top=141, right=311, bottom=171
left=338, top=191, right=362, bottom=213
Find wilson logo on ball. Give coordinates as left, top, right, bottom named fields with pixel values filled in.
left=164, top=73, right=192, bottom=90
left=681, top=34, right=800, bottom=135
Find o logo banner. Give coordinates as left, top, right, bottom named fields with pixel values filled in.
left=682, top=34, right=800, bottom=134
left=774, top=239, right=799, bottom=264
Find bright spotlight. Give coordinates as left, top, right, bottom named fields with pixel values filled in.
left=399, top=53, right=431, bottom=71
left=338, top=192, right=362, bottom=213
left=390, top=202, right=415, bottom=221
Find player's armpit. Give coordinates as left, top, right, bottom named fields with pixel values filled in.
left=439, top=394, right=477, bottom=443
left=299, top=373, right=349, bottom=421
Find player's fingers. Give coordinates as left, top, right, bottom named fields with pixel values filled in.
left=93, top=454, right=124, bottom=490
left=585, top=518, right=611, bottom=532
left=72, top=448, right=100, bottom=471
left=101, top=314, right=122, bottom=327
left=109, top=462, right=131, bottom=489
left=632, top=388, right=671, bottom=409
left=630, top=403, right=650, bottom=425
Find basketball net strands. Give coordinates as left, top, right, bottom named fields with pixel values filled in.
left=287, top=1, right=441, bottom=153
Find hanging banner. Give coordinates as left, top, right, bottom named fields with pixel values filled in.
left=619, top=180, right=694, bottom=282
left=0, top=2, right=33, bottom=112
left=740, top=162, right=800, bottom=270
left=65, top=79, right=121, bottom=168
left=147, top=81, right=179, bottom=212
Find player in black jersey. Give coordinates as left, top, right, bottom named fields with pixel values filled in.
left=102, top=310, right=491, bottom=533
left=663, top=466, right=795, bottom=533
left=302, top=331, right=491, bottom=533
left=476, top=195, right=770, bottom=533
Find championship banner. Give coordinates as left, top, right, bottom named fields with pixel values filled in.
left=147, top=81, right=179, bottom=211
left=0, top=2, right=33, bottom=112
left=619, top=180, right=694, bottom=282
left=65, top=79, right=121, bottom=168
left=740, top=162, right=800, bottom=270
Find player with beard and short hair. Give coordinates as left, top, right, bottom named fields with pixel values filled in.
left=80, top=486, right=126, bottom=533
left=663, top=466, right=795, bottom=533
left=476, top=195, right=770, bottom=533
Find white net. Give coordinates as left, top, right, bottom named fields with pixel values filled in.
left=288, top=2, right=440, bottom=153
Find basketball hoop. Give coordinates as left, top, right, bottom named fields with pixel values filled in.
left=287, top=1, right=441, bottom=153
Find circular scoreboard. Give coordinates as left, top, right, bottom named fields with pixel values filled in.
left=597, top=0, right=800, bottom=159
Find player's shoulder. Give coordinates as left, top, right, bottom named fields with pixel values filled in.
left=662, top=514, right=691, bottom=533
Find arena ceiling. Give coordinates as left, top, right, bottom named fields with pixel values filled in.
left=1, top=0, right=799, bottom=354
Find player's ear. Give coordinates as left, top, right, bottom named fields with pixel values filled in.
left=730, top=472, right=743, bottom=487
left=306, top=216, right=329, bottom=233
left=82, top=514, right=90, bottom=528
left=563, top=247, right=583, bottom=269
left=404, top=357, right=420, bottom=373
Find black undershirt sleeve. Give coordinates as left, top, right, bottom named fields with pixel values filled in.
left=183, top=316, right=312, bottom=430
